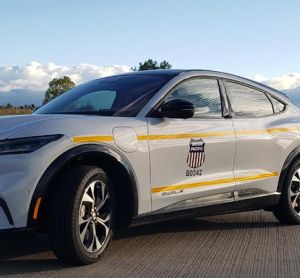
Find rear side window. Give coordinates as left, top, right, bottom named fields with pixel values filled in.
left=226, top=82, right=274, bottom=117
left=269, top=96, right=286, bottom=113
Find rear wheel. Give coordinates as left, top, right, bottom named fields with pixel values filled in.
left=48, top=165, right=114, bottom=265
left=273, top=159, right=300, bottom=225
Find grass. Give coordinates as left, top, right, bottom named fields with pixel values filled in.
left=0, top=108, right=33, bottom=116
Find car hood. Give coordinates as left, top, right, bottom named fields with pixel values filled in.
left=0, top=113, right=144, bottom=141
left=0, top=114, right=65, bottom=140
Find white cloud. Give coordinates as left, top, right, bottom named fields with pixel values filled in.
left=1, top=62, right=300, bottom=105
left=0, top=61, right=131, bottom=93
left=253, top=73, right=300, bottom=90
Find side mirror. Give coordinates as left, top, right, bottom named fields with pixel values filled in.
left=160, top=99, right=195, bottom=119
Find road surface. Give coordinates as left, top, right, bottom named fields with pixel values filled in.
left=0, top=210, right=299, bottom=277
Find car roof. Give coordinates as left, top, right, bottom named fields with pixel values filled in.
left=97, top=69, right=290, bottom=103
left=116, top=69, right=288, bottom=98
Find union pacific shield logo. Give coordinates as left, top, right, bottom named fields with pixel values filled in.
left=187, top=139, right=205, bottom=168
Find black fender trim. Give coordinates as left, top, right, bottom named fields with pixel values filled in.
left=28, top=144, right=139, bottom=227
left=277, top=146, right=300, bottom=193
left=0, top=198, right=14, bottom=225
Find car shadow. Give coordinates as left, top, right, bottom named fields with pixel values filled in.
left=115, top=213, right=281, bottom=239
left=0, top=212, right=281, bottom=275
left=0, top=259, right=69, bottom=275
left=0, top=234, right=68, bottom=275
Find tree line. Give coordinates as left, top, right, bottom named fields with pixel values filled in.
left=1, top=103, right=36, bottom=110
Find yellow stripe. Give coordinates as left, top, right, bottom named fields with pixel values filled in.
left=236, top=127, right=299, bottom=136
left=152, top=177, right=235, bottom=193
left=72, top=126, right=298, bottom=143
left=137, top=130, right=234, bottom=141
left=267, top=127, right=299, bottom=133
left=72, top=136, right=113, bottom=143
left=138, top=126, right=298, bottom=141
left=151, top=172, right=278, bottom=193
left=235, top=172, right=278, bottom=183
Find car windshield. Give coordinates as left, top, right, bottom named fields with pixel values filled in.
left=35, top=74, right=175, bottom=117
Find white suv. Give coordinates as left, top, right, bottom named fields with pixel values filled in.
left=1, top=70, right=300, bottom=265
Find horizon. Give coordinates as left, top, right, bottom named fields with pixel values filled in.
left=1, top=61, right=300, bottom=106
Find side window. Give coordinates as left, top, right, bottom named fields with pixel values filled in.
left=226, top=82, right=273, bottom=117
left=269, top=95, right=286, bottom=113
left=163, top=78, right=222, bottom=118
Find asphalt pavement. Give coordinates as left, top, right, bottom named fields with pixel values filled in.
left=0, top=210, right=299, bottom=278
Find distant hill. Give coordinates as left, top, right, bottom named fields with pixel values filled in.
left=0, top=89, right=43, bottom=106
left=284, top=87, right=300, bottom=108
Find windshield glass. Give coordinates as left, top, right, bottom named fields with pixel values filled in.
left=35, top=74, right=175, bottom=116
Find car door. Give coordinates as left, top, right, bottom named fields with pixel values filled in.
left=224, top=80, right=299, bottom=200
left=147, top=77, right=237, bottom=211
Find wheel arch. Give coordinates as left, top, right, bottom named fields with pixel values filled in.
left=28, top=144, right=139, bottom=229
left=277, top=145, right=300, bottom=193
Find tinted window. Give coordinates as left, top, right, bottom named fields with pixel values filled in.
left=63, top=91, right=117, bottom=112
left=35, top=74, right=175, bottom=117
left=163, top=78, right=222, bottom=118
left=226, top=82, right=273, bottom=117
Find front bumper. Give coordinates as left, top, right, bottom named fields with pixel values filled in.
left=0, top=136, right=73, bottom=231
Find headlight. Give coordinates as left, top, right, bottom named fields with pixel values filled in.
left=0, top=134, right=63, bottom=155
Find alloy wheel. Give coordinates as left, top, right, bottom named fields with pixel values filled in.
left=78, top=180, right=111, bottom=252
left=290, top=168, right=300, bottom=215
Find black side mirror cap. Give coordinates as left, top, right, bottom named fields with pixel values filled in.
left=160, top=99, right=195, bottom=119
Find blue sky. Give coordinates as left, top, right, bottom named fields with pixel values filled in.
left=1, top=0, right=299, bottom=77
left=0, top=0, right=300, bottom=105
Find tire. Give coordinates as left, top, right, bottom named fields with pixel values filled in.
left=273, top=159, right=300, bottom=225
left=48, top=165, right=115, bottom=265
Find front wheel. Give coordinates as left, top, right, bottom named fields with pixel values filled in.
left=48, top=165, right=114, bottom=265
left=273, top=159, right=300, bottom=225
